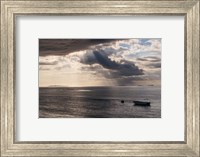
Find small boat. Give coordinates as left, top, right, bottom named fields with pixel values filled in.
left=121, top=100, right=125, bottom=103
left=133, top=100, right=151, bottom=106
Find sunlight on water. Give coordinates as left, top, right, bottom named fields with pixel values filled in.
left=76, top=89, right=92, bottom=92
left=39, top=86, right=161, bottom=118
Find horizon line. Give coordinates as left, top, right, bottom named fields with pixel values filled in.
left=39, top=85, right=161, bottom=88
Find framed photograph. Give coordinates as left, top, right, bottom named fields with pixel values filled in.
left=0, top=0, right=199, bottom=156
left=39, top=39, right=161, bottom=118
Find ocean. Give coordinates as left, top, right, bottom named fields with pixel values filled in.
left=39, top=86, right=161, bottom=118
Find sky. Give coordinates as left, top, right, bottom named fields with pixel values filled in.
left=39, top=39, right=161, bottom=87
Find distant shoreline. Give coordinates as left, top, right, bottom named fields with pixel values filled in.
left=39, top=85, right=161, bottom=88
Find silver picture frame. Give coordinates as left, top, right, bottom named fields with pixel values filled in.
left=1, top=0, right=199, bottom=156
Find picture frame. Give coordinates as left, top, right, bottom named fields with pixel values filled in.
left=0, top=0, right=199, bottom=156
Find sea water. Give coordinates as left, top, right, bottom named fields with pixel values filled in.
left=39, top=86, right=161, bottom=118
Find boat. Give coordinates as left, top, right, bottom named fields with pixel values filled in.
left=133, top=100, right=151, bottom=106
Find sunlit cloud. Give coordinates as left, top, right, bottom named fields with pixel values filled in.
left=39, top=39, right=161, bottom=87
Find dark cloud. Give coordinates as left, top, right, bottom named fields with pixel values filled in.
left=39, top=39, right=119, bottom=56
left=147, top=62, right=161, bottom=68
left=94, top=51, right=143, bottom=76
left=81, top=50, right=144, bottom=77
left=79, top=50, right=147, bottom=86
left=80, top=51, right=97, bottom=65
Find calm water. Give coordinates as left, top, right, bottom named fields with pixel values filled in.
left=39, top=86, right=161, bottom=118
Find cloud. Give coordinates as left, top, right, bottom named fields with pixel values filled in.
left=136, top=56, right=161, bottom=70
left=114, top=76, right=143, bottom=86
left=39, top=55, right=73, bottom=71
left=39, top=38, right=161, bottom=57
left=147, top=62, right=161, bottom=68
left=54, top=64, right=71, bottom=70
left=124, top=51, right=160, bottom=59
left=39, top=39, right=161, bottom=86
left=39, top=60, right=58, bottom=65
left=39, top=66, right=50, bottom=71
left=39, top=39, right=119, bottom=56
left=137, top=56, right=160, bottom=62
left=81, top=50, right=144, bottom=78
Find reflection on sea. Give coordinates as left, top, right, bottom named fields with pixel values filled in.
left=39, top=86, right=161, bottom=118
